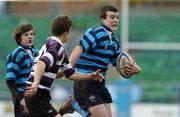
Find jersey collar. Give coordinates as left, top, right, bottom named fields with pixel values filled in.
left=101, top=24, right=112, bottom=32
left=19, top=44, right=33, bottom=49
left=48, top=36, right=63, bottom=45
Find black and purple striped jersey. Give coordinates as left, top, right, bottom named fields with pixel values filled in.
left=27, top=36, right=75, bottom=90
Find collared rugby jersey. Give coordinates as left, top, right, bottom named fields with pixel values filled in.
left=6, top=45, right=39, bottom=93
left=75, top=25, right=121, bottom=75
left=27, top=36, right=75, bottom=90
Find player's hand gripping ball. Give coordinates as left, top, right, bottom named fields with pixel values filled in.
left=116, top=51, right=134, bottom=79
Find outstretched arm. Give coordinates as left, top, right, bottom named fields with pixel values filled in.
left=68, top=69, right=105, bottom=82
left=56, top=45, right=83, bottom=79
left=58, top=45, right=105, bottom=81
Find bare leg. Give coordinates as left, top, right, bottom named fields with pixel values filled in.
left=104, top=103, right=112, bottom=117
left=55, top=113, right=62, bottom=117
left=88, top=104, right=109, bottom=117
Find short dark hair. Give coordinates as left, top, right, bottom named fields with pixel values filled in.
left=13, top=23, right=35, bottom=45
left=100, top=5, right=119, bottom=19
left=51, top=15, right=72, bottom=36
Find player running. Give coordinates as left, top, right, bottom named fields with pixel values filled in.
left=60, top=5, right=141, bottom=117
left=24, top=15, right=105, bottom=117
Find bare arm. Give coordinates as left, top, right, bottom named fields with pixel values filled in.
left=68, top=69, right=105, bottom=81
left=69, top=45, right=83, bottom=67
left=25, top=60, right=46, bottom=97
left=32, top=60, right=46, bottom=85
left=56, top=45, right=83, bottom=79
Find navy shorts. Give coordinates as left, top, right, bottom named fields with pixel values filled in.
left=73, top=80, right=112, bottom=109
left=25, top=88, right=58, bottom=117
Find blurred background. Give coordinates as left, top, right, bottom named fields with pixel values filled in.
left=0, top=0, right=180, bottom=117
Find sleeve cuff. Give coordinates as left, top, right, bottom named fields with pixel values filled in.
left=64, top=68, right=75, bottom=78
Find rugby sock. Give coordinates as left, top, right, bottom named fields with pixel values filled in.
left=72, top=101, right=91, bottom=117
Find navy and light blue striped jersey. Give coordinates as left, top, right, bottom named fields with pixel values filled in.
left=6, top=45, right=39, bottom=93
left=75, top=25, right=121, bottom=75
left=27, top=36, right=75, bottom=90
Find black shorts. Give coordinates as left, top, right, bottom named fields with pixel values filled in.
left=12, top=94, right=30, bottom=117
left=73, top=80, right=112, bottom=109
left=24, top=88, right=58, bottom=117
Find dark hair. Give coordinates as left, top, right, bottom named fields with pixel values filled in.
left=13, top=23, right=35, bottom=45
left=51, top=15, right=72, bottom=36
left=100, top=5, right=119, bottom=19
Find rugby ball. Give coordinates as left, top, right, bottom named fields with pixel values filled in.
left=116, top=51, right=133, bottom=79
